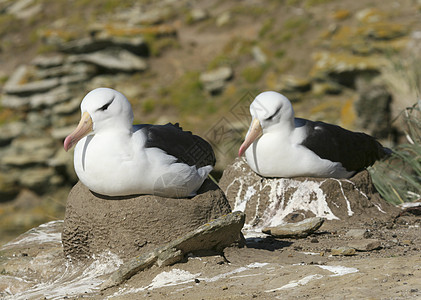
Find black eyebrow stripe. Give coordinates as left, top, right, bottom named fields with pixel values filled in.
left=266, top=107, right=281, bottom=120
left=97, top=97, right=114, bottom=111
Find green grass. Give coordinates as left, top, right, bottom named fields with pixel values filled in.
left=283, top=16, right=310, bottom=34
left=241, top=65, right=266, bottom=83
left=160, top=71, right=206, bottom=114
left=259, top=18, right=274, bottom=38
left=369, top=101, right=421, bottom=204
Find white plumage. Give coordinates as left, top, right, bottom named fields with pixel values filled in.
left=64, top=88, right=214, bottom=198
left=239, top=91, right=389, bottom=179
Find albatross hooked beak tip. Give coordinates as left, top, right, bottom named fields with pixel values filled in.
left=238, top=118, right=262, bottom=157
left=63, top=111, right=93, bottom=152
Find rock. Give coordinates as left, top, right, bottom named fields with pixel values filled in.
left=1, top=137, right=56, bottom=167
left=262, top=217, right=325, bottom=238
left=356, top=8, right=384, bottom=23
left=278, top=75, right=312, bottom=93
left=332, top=9, right=351, bottom=21
left=26, top=110, right=52, bottom=132
left=0, top=172, right=20, bottom=201
left=10, top=136, right=55, bottom=153
left=31, top=54, right=65, bottom=68
left=252, top=46, right=267, bottom=64
left=216, top=11, right=231, bottom=27
left=360, top=22, right=407, bottom=41
left=1, top=95, right=30, bottom=109
left=3, top=64, right=61, bottom=96
left=345, top=229, right=372, bottom=239
left=331, top=247, right=356, bottom=256
left=28, top=85, right=73, bottom=109
left=5, top=0, right=42, bottom=20
left=50, top=125, right=74, bottom=140
left=348, top=239, right=381, bottom=251
left=398, top=202, right=421, bottom=216
left=310, top=51, right=385, bottom=88
left=312, top=81, right=343, bottom=95
left=188, top=8, right=209, bottom=23
left=58, top=36, right=149, bottom=57
left=0, top=122, right=25, bottom=146
left=52, top=96, right=81, bottom=115
left=19, top=167, right=58, bottom=189
left=200, top=66, right=233, bottom=94
left=135, top=7, right=172, bottom=25
left=0, top=220, right=126, bottom=298
left=62, top=179, right=232, bottom=260
left=48, top=148, right=77, bottom=183
left=355, top=78, right=392, bottom=138
left=101, top=211, right=245, bottom=290
left=71, top=49, right=148, bottom=73
left=1, top=149, right=55, bottom=167
left=35, top=62, right=97, bottom=80
left=219, top=158, right=399, bottom=233
left=5, top=77, right=61, bottom=96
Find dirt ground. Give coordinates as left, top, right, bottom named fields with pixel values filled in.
left=87, top=210, right=421, bottom=300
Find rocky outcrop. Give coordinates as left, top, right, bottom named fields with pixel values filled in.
left=219, top=158, right=399, bottom=232
left=310, top=51, right=384, bottom=88
left=355, top=78, right=392, bottom=138
left=0, top=30, right=150, bottom=201
left=62, top=179, right=233, bottom=260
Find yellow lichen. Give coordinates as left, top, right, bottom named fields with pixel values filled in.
left=340, top=97, right=357, bottom=128
left=103, top=24, right=177, bottom=37
left=332, top=9, right=351, bottom=21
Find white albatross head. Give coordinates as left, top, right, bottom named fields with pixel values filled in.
left=64, top=88, right=134, bottom=151
left=238, top=91, right=295, bottom=156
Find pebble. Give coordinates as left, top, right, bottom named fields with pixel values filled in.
left=216, top=11, right=231, bottom=27
left=189, top=9, right=209, bottom=23
left=252, top=46, right=267, bottom=64
left=348, top=239, right=381, bottom=251
left=331, top=247, right=356, bottom=256
left=262, top=217, right=325, bottom=238
left=345, top=229, right=372, bottom=239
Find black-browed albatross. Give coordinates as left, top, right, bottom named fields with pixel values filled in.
left=64, top=87, right=215, bottom=198
left=238, top=91, right=390, bottom=178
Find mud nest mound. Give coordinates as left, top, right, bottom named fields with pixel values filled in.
left=62, top=179, right=231, bottom=260
left=219, top=158, right=399, bottom=231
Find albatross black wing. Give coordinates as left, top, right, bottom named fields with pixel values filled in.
left=300, top=119, right=389, bottom=172
left=144, top=123, right=216, bottom=168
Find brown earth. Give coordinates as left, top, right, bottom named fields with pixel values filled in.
left=86, top=209, right=421, bottom=300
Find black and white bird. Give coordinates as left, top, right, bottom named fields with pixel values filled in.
left=64, top=88, right=215, bottom=198
left=238, top=91, right=390, bottom=178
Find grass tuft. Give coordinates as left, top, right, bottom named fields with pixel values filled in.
left=369, top=100, right=421, bottom=204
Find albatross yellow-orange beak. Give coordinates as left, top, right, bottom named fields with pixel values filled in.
left=64, top=111, right=93, bottom=152
left=238, top=118, right=262, bottom=157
